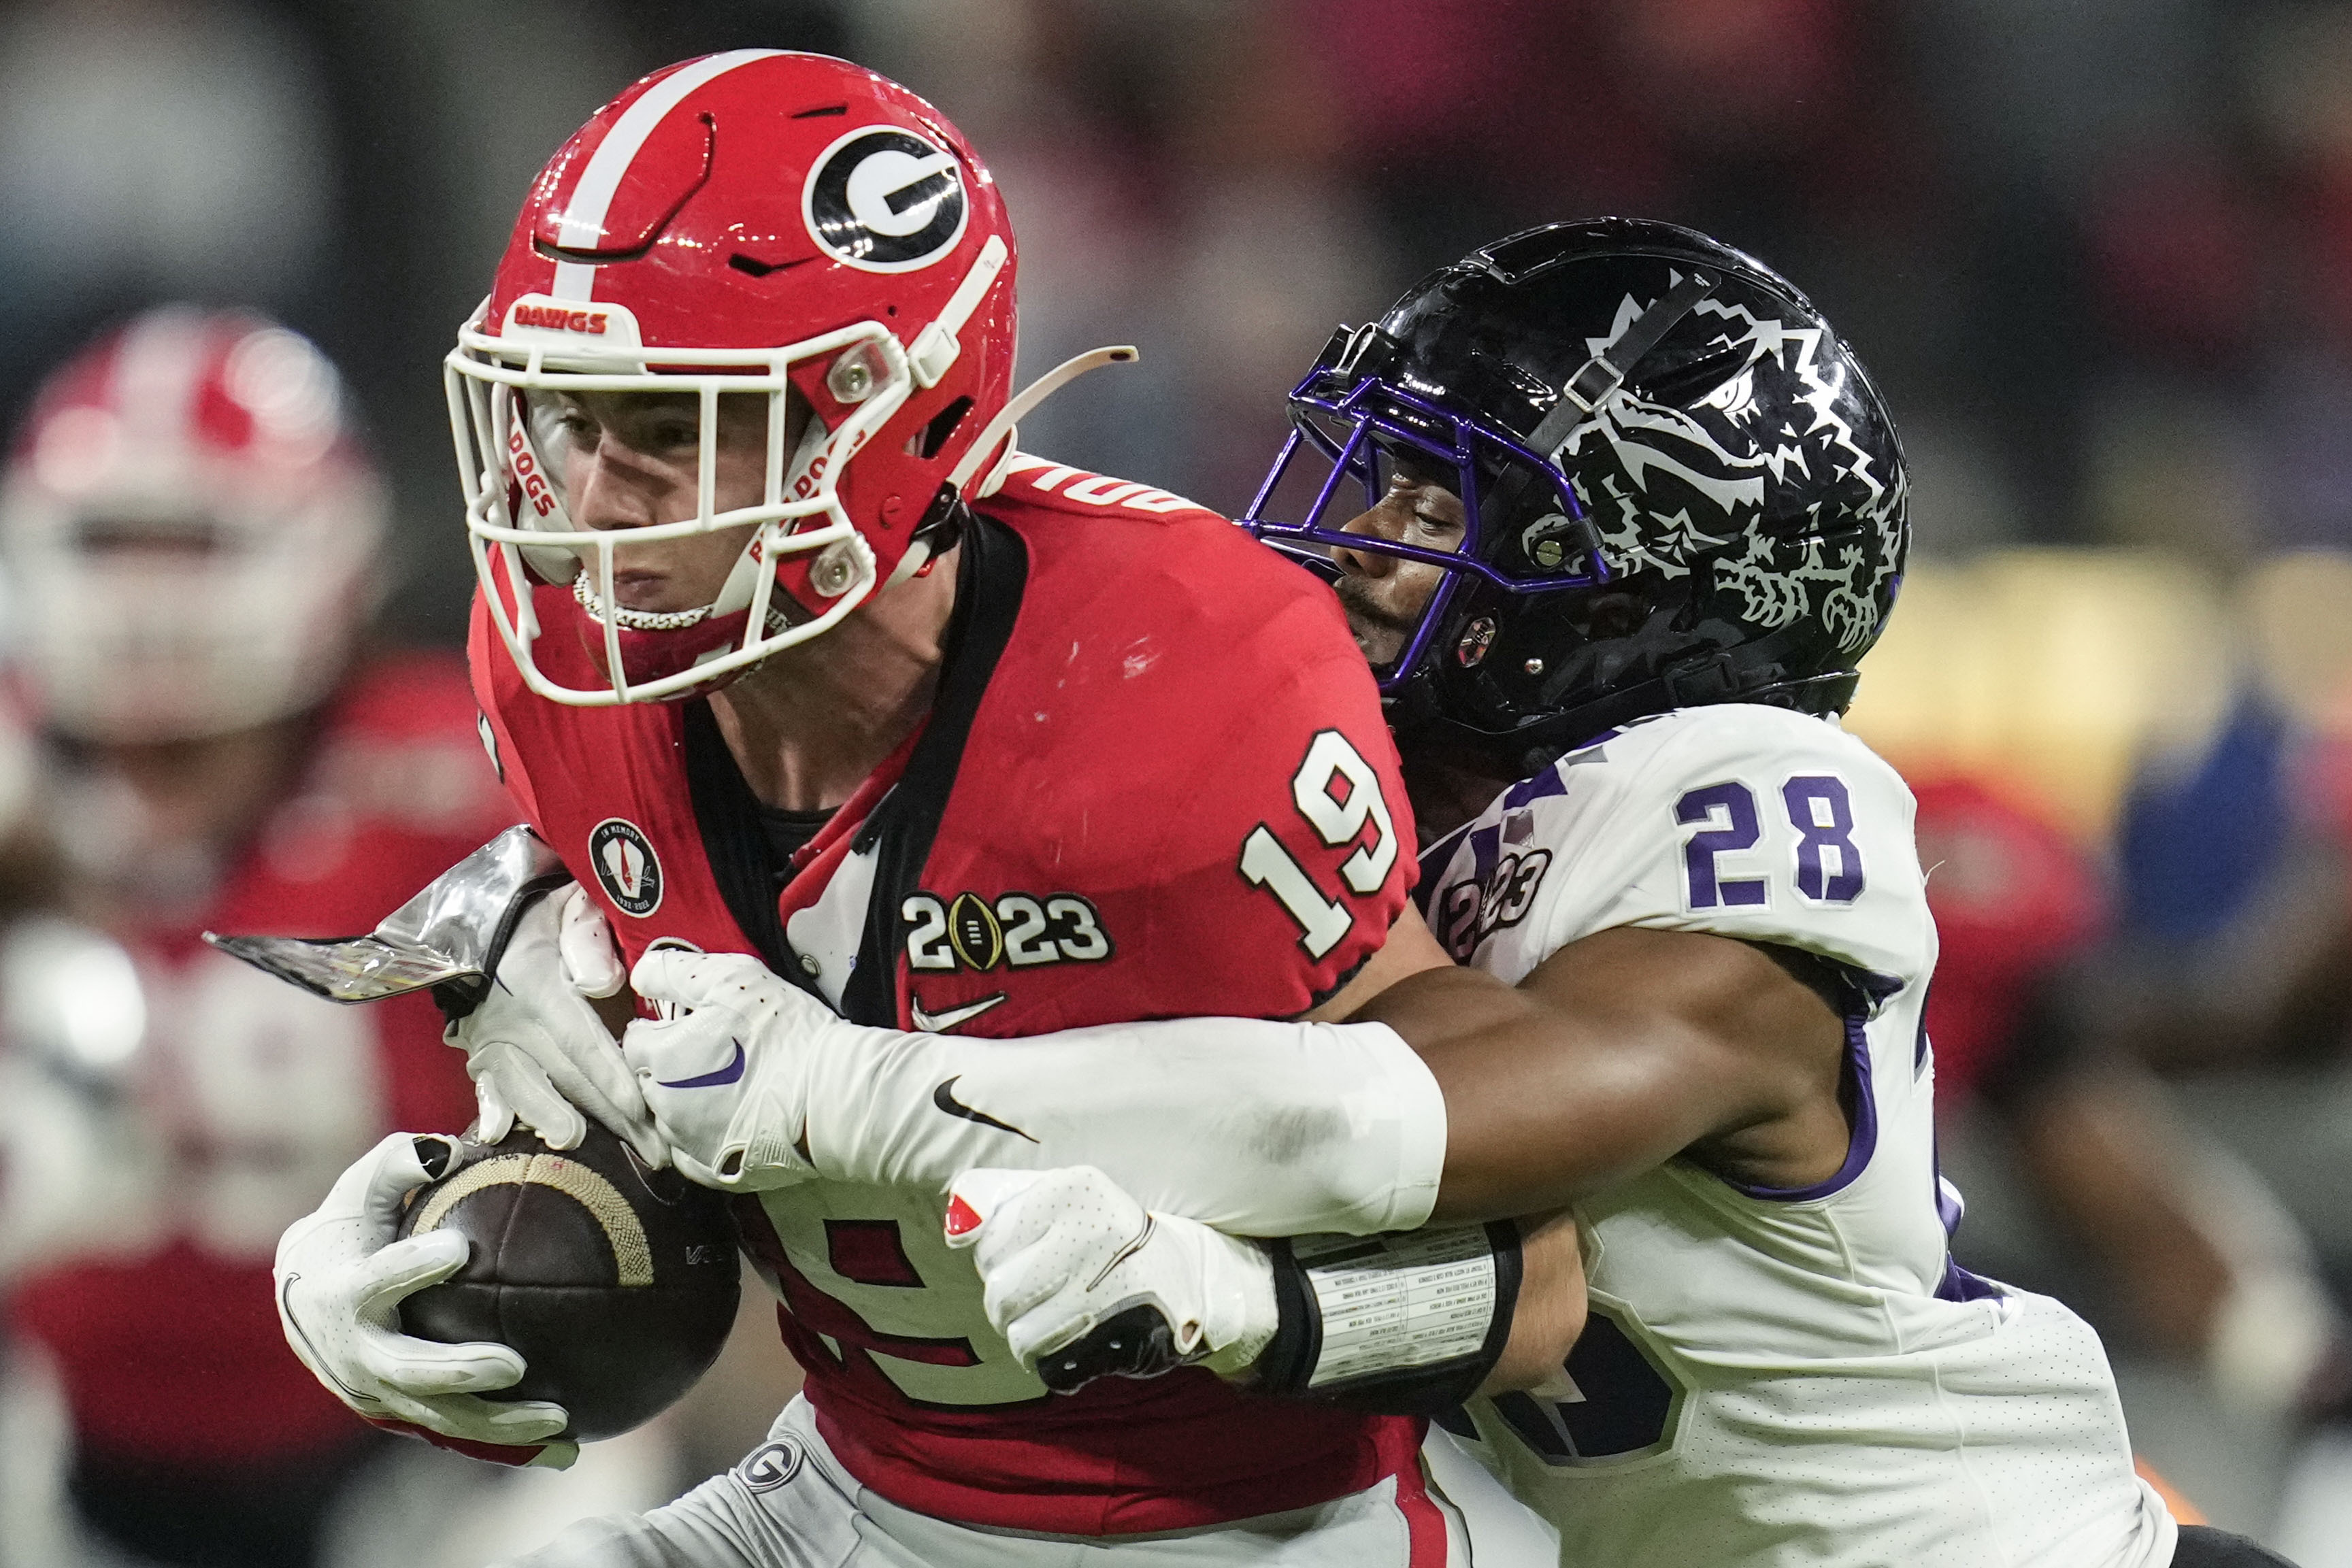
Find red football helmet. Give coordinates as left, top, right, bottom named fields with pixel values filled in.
left=1, top=307, right=384, bottom=741
left=448, top=51, right=1027, bottom=705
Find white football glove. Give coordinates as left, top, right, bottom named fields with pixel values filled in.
left=275, top=1132, right=576, bottom=1469
left=452, top=884, right=664, bottom=1167
left=944, top=1166, right=1278, bottom=1390
left=619, top=948, right=830, bottom=1192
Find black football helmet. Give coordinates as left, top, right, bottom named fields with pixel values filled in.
left=1242, top=218, right=1908, bottom=774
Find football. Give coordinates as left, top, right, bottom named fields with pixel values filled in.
left=395, top=1123, right=740, bottom=1441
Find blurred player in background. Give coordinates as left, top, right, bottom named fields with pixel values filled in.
left=2038, top=690, right=2352, bottom=1559
left=0, top=307, right=516, bottom=1568
left=1915, top=773, right=2350, bottom=1433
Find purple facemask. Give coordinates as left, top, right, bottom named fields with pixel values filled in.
left=1238, top=359, right=1612, bottom=693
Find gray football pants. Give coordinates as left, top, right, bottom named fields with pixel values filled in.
left=493, top=1397, right=1557, bottom=1568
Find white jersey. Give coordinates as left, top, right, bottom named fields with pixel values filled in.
left=1418, top=705, right=2175, bottom=1568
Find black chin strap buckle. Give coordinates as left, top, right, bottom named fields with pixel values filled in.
left=911, top=487, right=968, bottom=558
left=1661, top=652, right=1744, bottom=707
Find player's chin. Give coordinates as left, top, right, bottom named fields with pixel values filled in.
left=1334, top=590, right=1414, bottom=667
left=1344, top=619, right=1409, bottom=668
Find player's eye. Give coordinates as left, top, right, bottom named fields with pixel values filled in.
left=532, top=398, right=597, bottom=445
left=636, top=415, right=700, bottom=451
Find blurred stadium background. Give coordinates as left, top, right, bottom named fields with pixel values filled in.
left=9, top=0, right=2352, bottom=1561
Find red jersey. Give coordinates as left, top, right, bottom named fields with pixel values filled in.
left=1910, top=773, right=2104, bottom=1099
left=9, top=654, right=506, bottom=1465
left=474, top=460, right=1421, bottom=1535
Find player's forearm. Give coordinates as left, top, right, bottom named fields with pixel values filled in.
left=1346, top=934, right=1833, bottom=1222
left=1478, top=1208, right=1587, bottom=1395
left=806, top=981, right=1725, bottom=1233
left=800, top=928, right=1780, bottom=1233
left=1338, top=967, right=1705, bottom=1221
left=801, top=1014, right=1446, bottom=1235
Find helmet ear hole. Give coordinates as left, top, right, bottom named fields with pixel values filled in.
left=1585, top=591, right=1647, bottom=641
left=913, top=396, right=974, bottom=460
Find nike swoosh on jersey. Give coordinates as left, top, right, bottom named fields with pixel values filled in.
left=657, top=1041, right=747, bottom=1088
left=933, top=1075, right=1038, bottom=1143
left=910, top=991, right=1008, bottom=1032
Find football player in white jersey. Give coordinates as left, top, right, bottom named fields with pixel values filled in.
left=608, top=222, right=2298, bottom=1567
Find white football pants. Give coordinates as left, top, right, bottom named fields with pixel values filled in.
left=492, top=1396, right=1557, bottom=1568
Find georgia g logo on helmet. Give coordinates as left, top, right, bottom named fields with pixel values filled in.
left=802, top=124, right=968, bottom=273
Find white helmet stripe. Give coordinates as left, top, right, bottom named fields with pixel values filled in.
left=548, top=48, right=783, bottom=302
left=110, top=307, right=212, bottom=459
left=906, top=232, right=1009, bottom=388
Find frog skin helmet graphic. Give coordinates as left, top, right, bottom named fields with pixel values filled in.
left=1244, top=218, right=1910, bottom=773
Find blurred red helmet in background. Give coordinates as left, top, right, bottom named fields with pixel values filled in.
left=1, top=307, right=385, bottom=741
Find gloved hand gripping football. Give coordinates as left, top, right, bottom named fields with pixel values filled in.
left=274, top=1131, right=576, bottom=1469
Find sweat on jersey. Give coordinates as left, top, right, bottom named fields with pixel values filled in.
left=1417, top=705, right=2177, bottom=1568
left=472, top=459, right=1440, bottom=1541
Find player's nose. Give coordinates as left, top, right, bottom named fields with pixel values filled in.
left=569, top=438, right=667, bottom=531
left=1329, top=506, right=1393, bottom=580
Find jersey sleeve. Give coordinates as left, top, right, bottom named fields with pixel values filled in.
left=1145, top=639, right=1417, bottom=1016
left=1528, top=709, right=1933, bottom=1005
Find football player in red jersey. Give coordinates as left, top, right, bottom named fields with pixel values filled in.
left=272, top=51, right=1553, bottom=1568
left=0, top=308, right=512, bottom=1567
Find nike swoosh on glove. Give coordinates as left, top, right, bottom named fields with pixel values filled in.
left=620, top=949, right=831, bottom=1192
left=276, top=1132, right=576, bottom=1469
left=452, top=883, right=665, bottom=1167
left=944, top=1166, right=1278, bottom=1392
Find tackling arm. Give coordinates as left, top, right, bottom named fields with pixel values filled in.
left=624, top=903, right=1851, bottom=1237
left=888, top=924, right=1841, bottom=1409
left=623, top=946, right=1448, bottom=1236
left=1353, top=919, right=1856, bottom=1222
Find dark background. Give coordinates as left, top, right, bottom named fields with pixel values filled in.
left=10, top=0, right=2351, bottom=637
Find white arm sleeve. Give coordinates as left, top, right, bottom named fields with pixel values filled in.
left=800, top=1016, right=1445, bottom=1237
